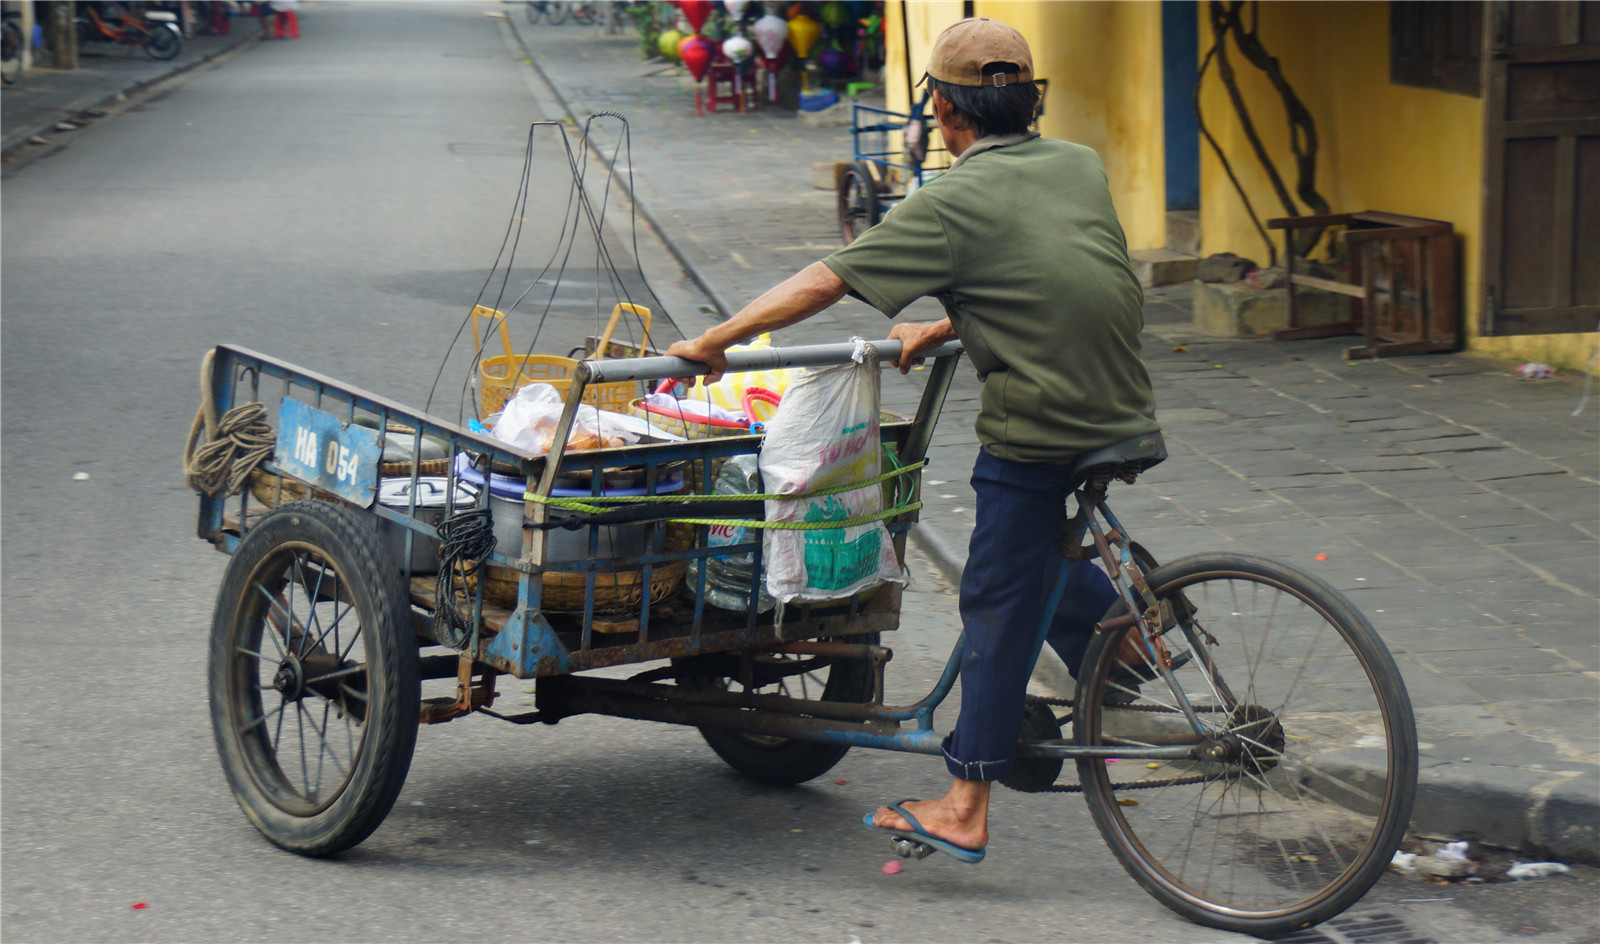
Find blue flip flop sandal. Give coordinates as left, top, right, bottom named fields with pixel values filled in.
left=862, top=799, right=986, bottom=864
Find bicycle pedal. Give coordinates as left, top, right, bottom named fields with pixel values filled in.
left=890, top=837, right=937, bottom=860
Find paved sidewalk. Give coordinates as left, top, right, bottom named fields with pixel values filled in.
left=509, top=20, right=1600, bottom=862
left=1, top=17, right=262, bottom=156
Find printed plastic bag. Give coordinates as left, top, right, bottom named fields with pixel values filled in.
left=491, top=382, right=640, bottom=454
left=759, top=342, right=902, bottom=604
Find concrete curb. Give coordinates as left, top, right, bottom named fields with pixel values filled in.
left=1, top=27, right=261, bottom=158
left=505, top=17, right=739, bottom=323
left=502, top=19, right=1600, bottom=866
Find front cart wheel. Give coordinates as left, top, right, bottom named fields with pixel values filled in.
left=1073, top=554, right=1416, bottom=937
left=208, top=501, right=420, bottom=856
left=837, top=161, right=880, bottom=244
left=676, top=634, right=879, bottom=785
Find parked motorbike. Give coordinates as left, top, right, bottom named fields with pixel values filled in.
left=75, top=4, right=182, bottom=61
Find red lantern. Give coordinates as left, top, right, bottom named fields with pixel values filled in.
left=681, top=34, right=714, bottom=81
left=677, top=0, right=712, bottom=34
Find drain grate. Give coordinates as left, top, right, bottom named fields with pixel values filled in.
left=1277, top=912, right=1435, bottom=944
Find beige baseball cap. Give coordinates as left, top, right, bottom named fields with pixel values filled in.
left=918, top=17, right=1034, bottom=88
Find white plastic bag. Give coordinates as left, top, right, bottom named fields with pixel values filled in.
left=491, top=382, right=640, bottom=454
left=759, top=343, right=902, bottom=604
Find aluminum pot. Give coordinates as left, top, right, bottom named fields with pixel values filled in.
left=376, top=476, right=478, bottom=574
left=453, top=455, right=685, bottom=564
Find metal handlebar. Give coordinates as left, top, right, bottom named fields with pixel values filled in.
left=578, top=339, right=965, bottom=385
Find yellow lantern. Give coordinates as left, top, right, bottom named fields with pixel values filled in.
left=786, top=13, right=821, bottom=59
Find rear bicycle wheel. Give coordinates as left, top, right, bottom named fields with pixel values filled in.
left=1073, top=553, right=1416, bottom=938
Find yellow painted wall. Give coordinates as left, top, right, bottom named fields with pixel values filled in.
left=1197, top=2, right=1594, bottom=372
left=891, top=1, right=1167, bottom=251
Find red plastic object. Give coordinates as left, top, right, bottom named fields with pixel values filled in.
left=704, top=62, right=745, bottom=114
left=741, top=387, right=781, bottom=424
left=273, top=9, right=299, bottom=39
left=637, top=398, right=749, bottom=430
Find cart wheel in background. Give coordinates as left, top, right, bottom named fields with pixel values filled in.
left=1073, top=554, right=1417, bottom=937
left=208, top=501, right=420, bottom=856
left=674, top=633, right=879, bottom=785
left=545, top=1, right=571, bottom=24
left=837, top=161, right=880, bottom=245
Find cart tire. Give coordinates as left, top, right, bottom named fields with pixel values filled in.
left=837, top=161, right=880, bottom=245
left=208, top=501, right=420, bottom=857
left=1073, top=554, right=1416, bottom=937
left=678, top=633, right=878, bottom=785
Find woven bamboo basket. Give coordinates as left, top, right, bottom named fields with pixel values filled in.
left=248, top=458, right=453, bottom=509
left=248, top=469, right=342, bottom=507
left=462, top=559, right=688, bottom=611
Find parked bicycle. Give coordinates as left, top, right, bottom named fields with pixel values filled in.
left=75, top=4, right=182, bottom=61
left=525, top=1, right=598, bottom=26
left=1, top=11, right=24, bottom=85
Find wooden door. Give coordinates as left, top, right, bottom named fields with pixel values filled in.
left=1481, top=1, right=1600, bottom=336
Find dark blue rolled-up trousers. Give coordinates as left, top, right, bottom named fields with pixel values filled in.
left=941, top=449, right=1119, bottom=781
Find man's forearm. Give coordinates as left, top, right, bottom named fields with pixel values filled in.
left=701, top=261, right=849, bottom=348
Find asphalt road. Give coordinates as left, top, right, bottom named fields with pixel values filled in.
left=2, top=4, right=1595, bottom=943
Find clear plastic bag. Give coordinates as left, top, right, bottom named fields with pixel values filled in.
left=491, top=382, right=641, bottom=454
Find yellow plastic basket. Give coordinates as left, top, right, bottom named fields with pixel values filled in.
left=473, top=304, right=647, bottom=416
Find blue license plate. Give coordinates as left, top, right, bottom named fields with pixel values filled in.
left=274, top=399, right=381, bottom=507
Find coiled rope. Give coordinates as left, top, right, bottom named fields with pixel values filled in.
left=435, top=508, right=498, bottom=650
left=183, top=349, right=275, bottom=497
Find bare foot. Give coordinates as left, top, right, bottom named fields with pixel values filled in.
left=872, top=784, right=990, bottom=852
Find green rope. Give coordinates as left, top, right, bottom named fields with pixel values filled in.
left=663, top=500, right=923, bottom=531
left=521, top=458, right=926, bottom=530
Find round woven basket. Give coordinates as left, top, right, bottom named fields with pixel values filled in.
left=462, top=559, right=688, bottom=611
left=378, top=457, right=453, bottom=477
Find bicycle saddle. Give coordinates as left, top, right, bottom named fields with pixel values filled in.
left=1066, top=430, right=1167, bottom=487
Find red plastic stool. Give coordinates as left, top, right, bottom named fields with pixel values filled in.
left=274, top=10, right=299, bottom=39
left=703, top=62, right=744, bottom=114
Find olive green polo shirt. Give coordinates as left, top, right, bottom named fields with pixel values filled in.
left=823, top=134, right=1158, bottom=463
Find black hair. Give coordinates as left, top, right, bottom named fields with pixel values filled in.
left=927, top=64, right=1040, bottom=138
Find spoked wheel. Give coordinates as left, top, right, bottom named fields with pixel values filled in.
left=837, top=160, right=880, bottom=244
left=675, top=633, right=879, bottom=784
left=1073, top=554, right=1416, bottom=938
left=208, top=501, right=420, bottom=856
left=144, top=24, right=181, bottom=60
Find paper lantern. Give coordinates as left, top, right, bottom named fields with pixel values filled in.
left=786, top=2, right=809, bottom=19
left=681, top=34, right=714, bottom=80
left=786, top=13, right=821, bottom=59
left=658, top=28, right=685, bottom=60
left=722, top=35, right=753, bottom=63
left=752, top=13, right=788, bottom=59
left=818, top=1, right=849, bottom=28
left=677, top=0, right=712, bottom=34
left=818, top=45, right=850, bottom=76
left=724, top=0, right=749, bottom=21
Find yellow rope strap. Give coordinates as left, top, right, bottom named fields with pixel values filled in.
left=522, top=460, right=926, bottom=531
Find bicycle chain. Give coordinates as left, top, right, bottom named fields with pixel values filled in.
left=1011, top=694, right=1221, bottom=794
